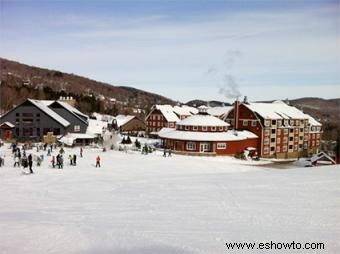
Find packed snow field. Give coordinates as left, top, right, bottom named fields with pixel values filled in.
left=0, top=145, right=339, bottom=254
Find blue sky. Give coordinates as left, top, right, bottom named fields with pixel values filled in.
left=1, top=0, right=339, bottom=103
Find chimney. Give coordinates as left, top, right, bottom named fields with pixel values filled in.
left=234, top=99, right=240, bottom=130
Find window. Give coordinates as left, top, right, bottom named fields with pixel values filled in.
left=277, top=120, right=282, bottom=126
left=289, top=137, right=294, bottom=142
left=264, top=138, right=269, bottom=145
left=299, top=136, right=303, bottom=141
left=16, top=113, right=20, bottom=116
left=294, top=144, right=298, bottom=150
left=283, top=137, right=288, bottom=143
left=271, top=129, right=276, bottom=134
left=251, top=121, right=257, bottom=127
left=271, top=120, right=276, bottom=125
left=22, top=113, right=33, bottom=117
left=243, top=120, right=248, bottom=126
left=270, top=146, right=275, bottom=151
left=265, top=129, right=270, bottom=136
left=264, top=146, right=269, bottom=154
left=289, top=145, right=293, bottom=150
left=36, top=128, right=40, bottom=136
left=185, top=125, right=189, bottom=130
left=300, top=128, right=303, bottom=132
left=211, top=126, right=216, bottom=132
left=277, top=137, right=281, bottom=144
left=219, top=126, right=224, bottom=131
left=23, top=127, right=33, bottom=137
left=179, top=125, right=183, bottom=130
left=271, top=138, right=275, bottom=143
left=169, top=123, right=174, bottom=128
left=277, top=129, right=281, bottom=135
left=284, top=120, right=288, bottom=126
left=277, top=146, right=281, bottom=152
left=74, top=125, right=80, bottom=132
left=217, top=143, right=226, bottom=149
left=289, top=120, right=294, bottom=126
left=296, top=120, right=300, bottom=126
left=193, top=126, right=198, bottom=131
left=22, top=118, right=33, bottom=125
left=202, top=126, right=207, bottom=131
left=15, top=118, right=20, bottom=124
left=36, top=113, right=40, bottom=117
left=284, top=129, right=288, bottom=134
left=290, top=128, right=294, bottom=133
left=283, top=146, right=288, bottom=152
left=186, top=142, right=196, bottom=150
left=264, top=120, right=270, bottom=127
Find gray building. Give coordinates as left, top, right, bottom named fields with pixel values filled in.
left=0, top=99, right=88, bottom=141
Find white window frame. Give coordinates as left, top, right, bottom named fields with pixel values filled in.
left=217, top=143, right=226, bottom=149
left=251, top=120, right=257, bottom=127
left=243, top=120, right=248, bottom=126
left=202, top=126, right=207, bottom=131
left=211, top=126, right=216, bottom=132
left=193, top=126, right=198, bottom=131
left=74, top=125, right=80, bottom=132
left=186, top=142, right=196, bottom=151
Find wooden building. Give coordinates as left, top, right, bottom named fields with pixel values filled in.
left=146, top=105, right=198, bottom=135
left=0, top=99, right=89, bottom=141
left=159, top=106, right=258, bottom=156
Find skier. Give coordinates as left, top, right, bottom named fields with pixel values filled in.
left=28, top=154, right=33, bottom=174
left=80, top=147, right=83, bottom=158
left=14, top=156, right=20, bottom=167
left=168, top=149, right=172, bottom=157
left=163, top=148, right=166, bottom=157
left=47, top=148, right=51, bottom=156
left=96, top=155, right=101, bottom=167
left=73, top=154, right=77, bottom=166
left=51, top=155, right=56, bottom=168
left=21, top=155, right=28, bottom=170
left=60, top=154, right=64, bottom=169
left=69, top=154, right=73, bottom=165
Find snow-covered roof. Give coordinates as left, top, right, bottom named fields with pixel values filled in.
left=305, top=114, right=322, bottom=127
left=28, top=99, right=70, bottom=127
left=92, top=112, right=115, bottom=122
left=154, top=105, right=179, bottom=122
left=207, top=106, right=233, bottom=117
left=159, top=128, right=257, bottom=141
left=57, top=101, right=88, bottom=119
left=0, top=121, right=15, bottom=128
left=86, top=119, right=108, bottom=135
left=173, top=105, right=198, bottom=116
left=115, top=115, right=136, bottom=127
left=59, top=133, right=95, bottom=146
left=244, top=101, right=309, bottom=119
left=40, top=100, right=54, bottom=106
left=177, top=114, right=230, bottom=127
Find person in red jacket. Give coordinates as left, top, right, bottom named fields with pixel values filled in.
left=96, top=155, right=101, bottom=167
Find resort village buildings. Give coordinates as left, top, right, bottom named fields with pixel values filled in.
left=0, top=97, right=323, bottom=160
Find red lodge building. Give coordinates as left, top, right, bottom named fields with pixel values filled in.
left=223, top=99, right=322, bottom=159
left=159, top=106, right=258, bottom=156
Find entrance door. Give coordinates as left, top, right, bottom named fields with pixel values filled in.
left=200, top=142, right=210, bottom=152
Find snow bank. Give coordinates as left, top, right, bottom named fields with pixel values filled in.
left=0, top=145, right=339, bottom=254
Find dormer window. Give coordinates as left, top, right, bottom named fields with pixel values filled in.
left=193, top=126, right=198, bottom=131
left=202, top=126, right=207, bottom=131
left=211, top=126, right=216, bottom=132
left=185, top=126, right=189, bottom=130
left=219, top=126, right=224, bottom=131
